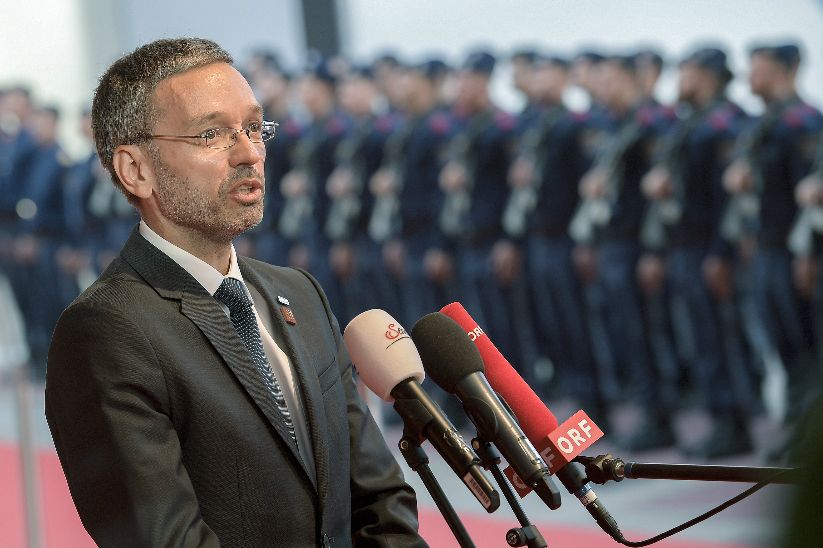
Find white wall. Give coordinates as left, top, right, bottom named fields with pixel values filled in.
left=0, top=0, right=93, bottom=157
left=339, top=0, right=823, bottom=114
left=0, top=0, right=305, bottom=158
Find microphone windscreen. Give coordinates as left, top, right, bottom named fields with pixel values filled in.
left=440, top=302, right=559, bottom=441
left=410, top=312, right=484, bottom=393
left=343, top=309, right=424, bottom=402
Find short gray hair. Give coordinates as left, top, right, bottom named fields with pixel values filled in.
left=91, top=37, right=233, bottom=198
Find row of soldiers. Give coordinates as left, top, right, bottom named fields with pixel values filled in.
left=1, top=89, right=134, bottom=378
left=2, top=41, right=822, bottom=460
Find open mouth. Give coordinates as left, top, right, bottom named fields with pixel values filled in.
left=230, top=179, right=264, bottom=203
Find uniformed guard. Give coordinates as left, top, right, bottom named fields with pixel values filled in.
left=570, top=55, right=676, bottom=450
left=641, top=48, right=755, bottom=457
left=570, top=50, right=614, bottom=133
left=506, top=53, right=608, bottom=422
left=723, top=44, right=823, bottom=452
left=369, top=58, right=454, bottom=329
left=280, top=54, right=351, bottom=319
left=327, top=65, right=398, bottom=322
left=58, top=108, right=102, bottom=308
left=10, top=106, right=69, bottom=375
left=509, top=48, right=541, bottom=132
left=244, top=51, right=301, bottom=267
left=568, top=51, right=623, bottom=399
left=439, top=51, right=525, bottom=371
left=633, top=49, right=664, bottom=105
left=0, top=87, right=37, bottom=274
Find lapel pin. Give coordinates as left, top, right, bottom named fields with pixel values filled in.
left=281, top=305, right=297, bottom=325
left=277, top=295, right=291, bottom=306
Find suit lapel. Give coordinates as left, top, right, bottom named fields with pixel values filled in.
left=178, top=293, right=305, bottom=465
left=119, top=228, right=307, bottom=475
left=240, top=262, right=330, bottom=505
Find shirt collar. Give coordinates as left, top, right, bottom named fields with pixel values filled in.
left=138, top=220, right=243, bottom=295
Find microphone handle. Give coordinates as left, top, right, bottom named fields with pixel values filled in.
left=391, top=379, right=500, bottom=512
left=455, top=373, right=561, bottom=509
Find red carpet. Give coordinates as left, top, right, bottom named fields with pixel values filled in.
left=0, top=445, right=95, bottom=548
left=1, top=443, right=749, bottom=547
left=418, top=508, right=752, bottom=548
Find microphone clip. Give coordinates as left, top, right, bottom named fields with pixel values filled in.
left=574, top=454, right=626, bottom=485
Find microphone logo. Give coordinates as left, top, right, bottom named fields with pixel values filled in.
left=467, top=325, right=485, bottom=342
left=385, top=323, right=408, bottom=340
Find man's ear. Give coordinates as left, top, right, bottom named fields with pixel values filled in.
left=112, top=144, right=155, bottom=200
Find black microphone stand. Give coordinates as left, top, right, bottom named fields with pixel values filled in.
left=398, top=432, right=476, bottom=548
left=576, top=454, right=800, bottom=485
left=472, top=439, right=548, bottom=548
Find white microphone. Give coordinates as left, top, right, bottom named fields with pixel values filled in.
left=344, top=309, right=499, bottom=512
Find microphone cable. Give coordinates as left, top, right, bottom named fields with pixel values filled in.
left=609, top=468, right=792, bottom=546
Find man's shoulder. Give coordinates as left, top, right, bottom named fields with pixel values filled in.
left=58, top=256, right=171, bottom=338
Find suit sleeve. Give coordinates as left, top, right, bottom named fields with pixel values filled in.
left=297, top=269, right=428, bottom=547
left=45, top=302, right=220, bottom=548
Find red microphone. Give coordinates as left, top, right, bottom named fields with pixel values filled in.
left=440, top=302, right=622, bottom=540
left=440, top=302, right=604, bottom=470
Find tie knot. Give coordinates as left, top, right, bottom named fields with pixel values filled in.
left=214, top=277, right=252, bottom=315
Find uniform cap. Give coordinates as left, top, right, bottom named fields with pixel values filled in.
left=681, top=47, right=733, bottom=84
left=462, top=51, right=496, bottom=75
left=535, top=53, right=570, bottom=70
left=410, top=58, right=450, bottom=81
left=749, top=42, right=801, bottom=69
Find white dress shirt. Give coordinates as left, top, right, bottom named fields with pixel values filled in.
left=138, top=221, right=315, bottom=478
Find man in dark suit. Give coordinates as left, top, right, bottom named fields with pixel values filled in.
left=45, top=37, right=425, bottom=548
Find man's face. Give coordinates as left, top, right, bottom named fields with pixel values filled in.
left=511, top=59, right=534, bottom=95
left=339, top=76, right=375, bottom=117
left=600, top=62, right=631, bottom=109
left=531, top=64, right=567, bottom=103
left=677, top=62, right=700, bottom=102
left=252, top=69, right=288, bottom=107
left=571, top=59, right=592, bottom=91
left=748, top=53, right=781, bottom=98
left=297, top=75, right=334, bottom=117
left=455, top=71, right=488, bottom=110
left=146, top=62, right=266, bottom=244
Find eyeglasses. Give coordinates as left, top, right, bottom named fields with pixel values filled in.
left=145, top=121, right=278, bottom=150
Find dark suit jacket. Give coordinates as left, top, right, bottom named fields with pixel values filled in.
left=46, top=228, right=426, bottom=548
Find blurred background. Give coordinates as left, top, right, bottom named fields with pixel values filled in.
left=3, top=0, right=823, bottom=546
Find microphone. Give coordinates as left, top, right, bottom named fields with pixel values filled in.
left=343, top=309, right=500, bottom=513
left=410, top=312, right=562, bottom=510
left=440, top=302, right=623, bottom=540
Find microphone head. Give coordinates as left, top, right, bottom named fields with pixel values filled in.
left=410, top=312, right=484, bottom=394
left=343, top=309, right=424, bottom=402
left=440, top=302, right=559, bottom=440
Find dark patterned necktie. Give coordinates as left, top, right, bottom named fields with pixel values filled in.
left=214, top=277, right=297, bottom=445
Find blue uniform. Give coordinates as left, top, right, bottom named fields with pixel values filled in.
left=373, top=107, right=454, bottom=328
left=249, top=116, right=301, bottom=266
left=572, top=100, right=675, bottom=414
left=516, top=105, right=604, bottom=410
left=745, top=96, right=823, bottom=419
left=442, top=106, right=527, bottom=369
left=647, top=97, right=755, bottom=416
left=326, top=111, right=398, bottom=323
left=11, top=140, right=68, bottom=371
left=280, top=111, right=350, bottom=319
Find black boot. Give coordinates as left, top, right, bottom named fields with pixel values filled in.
left=684, top=412, right=753, bottom=460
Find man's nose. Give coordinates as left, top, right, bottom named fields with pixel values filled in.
left=229, top=131, right=265, bottom=167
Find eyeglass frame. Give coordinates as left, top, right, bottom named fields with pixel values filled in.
left=140, top=120, right=279, bottom=150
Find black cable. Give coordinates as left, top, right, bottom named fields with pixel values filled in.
left=614, top=469, right=790, bottom=546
